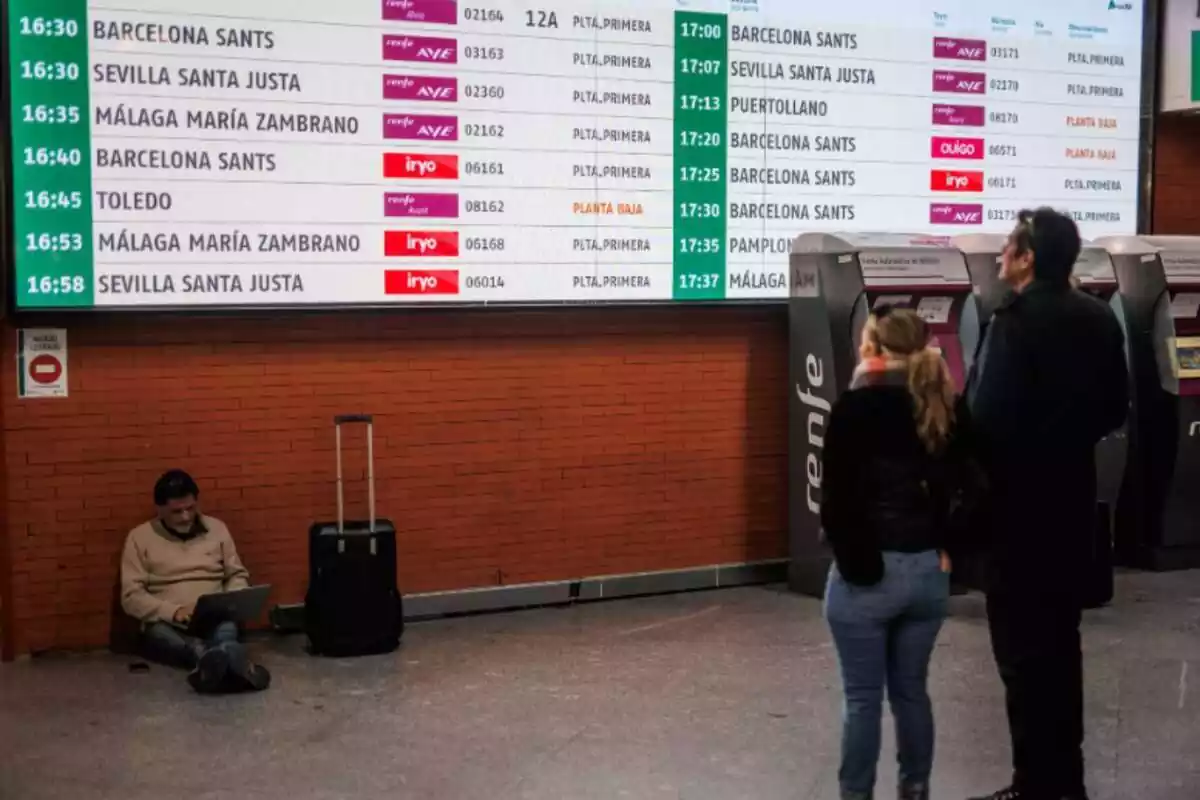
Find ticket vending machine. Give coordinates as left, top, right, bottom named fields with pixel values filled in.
left=1099, top=236, right=1200, bottom=570
left=954, top=234, right=1130, bottom=606
left=787, top=233, right=980, bottom=596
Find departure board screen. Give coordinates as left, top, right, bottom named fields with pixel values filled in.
left=3, top=0, right=1146, bottom=309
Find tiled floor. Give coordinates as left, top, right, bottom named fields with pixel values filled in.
left=2, top=572, right=1198, bottom=799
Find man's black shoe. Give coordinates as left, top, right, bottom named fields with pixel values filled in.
left=968, top=789, right=1087, bottom=800
left=187, top=647, right=230, bottom=694
left=968, top=788, right=1022, bottom=800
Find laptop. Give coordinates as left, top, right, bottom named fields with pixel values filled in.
left=186, top=585, right=271, bottom=637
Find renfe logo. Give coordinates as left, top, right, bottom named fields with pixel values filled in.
left=383, top=74, right=458, bottom=102
left=383, top=113, right=458, bottom=141
left=382, top=34, right=459, bottom=64
left=932, top=36, right=988, bottom=61
left=384, top=192, right=460, bottom=218
left=932, top=69, right=987, bottom=94
left=384, top=230, right=460, bottom=257
left=931, top=136, right=985, bottom=159
left=384, top=270, right=461, bottom=296
left=931, top=169, right=984, bottom=192
left=383, top=152, right=459, bottom=179
left=796, top=354, right=829, bottom=515
left=929, top=203, right=984, bottom=225
left=931, top=103, right=986, bottom=126
left=382, top=0, right=459, bottom=26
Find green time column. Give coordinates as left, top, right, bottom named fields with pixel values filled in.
left=8, top=0, right=94, bottom=308
left=672, top=11, right=728, bottom=301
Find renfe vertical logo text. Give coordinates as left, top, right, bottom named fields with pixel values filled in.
left=796, top=354, right=829, bottom=515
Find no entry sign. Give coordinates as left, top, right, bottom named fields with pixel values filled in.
left=29, top=354, right=63, bottom=385
left=18, top=329, right=68, bottom=399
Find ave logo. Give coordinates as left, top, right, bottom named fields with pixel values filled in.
left=384, top=230, right=460, bottom=257
left=932, top=36, right=987, bottom=62
left=931, top=136, right=985, bottom=159
left=419, top=84, right=456, bottom=100
left=931, top=169, right=984, bottom=192
left=383, top=74, right=459, bottom=102
left=383, top=152, right=459, bottom=179
left=382, top=34, right=459, bottom=64
left=383, top=113, right=459, bottom=141
left=932, top=69, right=987, bottom=94
left=929, top=203, right=984, bottom=225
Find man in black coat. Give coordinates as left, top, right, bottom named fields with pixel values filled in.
left=963, top=208, right=1129, bottom=800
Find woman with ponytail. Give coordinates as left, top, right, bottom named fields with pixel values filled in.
left=821, top=305, right=962, bottom=800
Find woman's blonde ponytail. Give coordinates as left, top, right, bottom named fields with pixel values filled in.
left=906, top=347, right=956, bottom=454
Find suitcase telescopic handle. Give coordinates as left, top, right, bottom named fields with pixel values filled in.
left=334, top=415, right=375, bottom=535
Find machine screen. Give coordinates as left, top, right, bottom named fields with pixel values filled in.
left=1173, top=338, right=1200, bottom=380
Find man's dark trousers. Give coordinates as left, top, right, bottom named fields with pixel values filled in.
left=987, top=588, right=1085, bottom=799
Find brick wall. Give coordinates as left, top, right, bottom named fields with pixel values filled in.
left=2, top=114, right=1197, bottom=657
left=1, top=308, right=788, bottom=655
left=1153, top=113, right=1200, bottom=235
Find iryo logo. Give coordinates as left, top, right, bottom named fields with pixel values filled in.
left=384, top=230, right=460, bottom=257
left=384, top=270, right=461, bottom=296
left=383, top=113, right=459, bottom=141
left=929, top=203, right=984, bottom=225
left=932, top=69, right=987, bottom=94
left=930, top=169, right=984, bottom=192
left=382, top=0, right=459, bottom=26
left=382, top=34, right=459, bottom=64
left=932, top=36, right=988, bottom=61
left=931, top=103, right=986, bottom=126
left=383, top=74, right=458, bottom=102
left=930, top=136, right=985, bottom=159
left=383, top=152, right=459, bottom=179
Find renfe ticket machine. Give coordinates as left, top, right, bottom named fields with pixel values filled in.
left=955, top=234, right=1130, bottom=606
left=786, top=233, right=980, bottom=596
left=1099, top=236, right=1200, bottom=570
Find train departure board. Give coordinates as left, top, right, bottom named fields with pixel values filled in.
left=3, top=0, right=1146, bottom=309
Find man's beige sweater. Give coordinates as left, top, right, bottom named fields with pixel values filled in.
left=120, top=516, right=250, bottom=624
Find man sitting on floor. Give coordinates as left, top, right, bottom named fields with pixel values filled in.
left=120, top=469, right=269, bottom=693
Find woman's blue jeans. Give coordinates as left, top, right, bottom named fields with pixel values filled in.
left=824, top=550, right=949, bottom=797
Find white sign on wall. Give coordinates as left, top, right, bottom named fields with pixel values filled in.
left=17, top=330, right=69, bottom=399
left=1160, top=0, right=1200, bottom=111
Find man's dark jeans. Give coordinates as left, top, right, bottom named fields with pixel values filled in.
left=142, top=620, right=241, bottom=671
left=987, top=591, right=1086, bottom=798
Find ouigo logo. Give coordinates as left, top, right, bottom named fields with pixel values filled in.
left=930, top=136, right=985, bottom=159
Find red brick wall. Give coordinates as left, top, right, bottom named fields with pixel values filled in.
left=1153, top=114, right=1200, bottom=235
left=2, top=114, right=1198, bottom=657
left=1, top=308, right=788, bottom=655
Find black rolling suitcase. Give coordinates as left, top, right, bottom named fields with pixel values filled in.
left=305, top=415, right=404, bottom=657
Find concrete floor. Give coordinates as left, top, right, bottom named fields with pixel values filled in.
left=2, top=572, right=1198, bottom=800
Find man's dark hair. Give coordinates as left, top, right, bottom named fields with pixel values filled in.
left=1011, top=206, right=1082, bottom=285
left=154, top=469, right=200, bottom=506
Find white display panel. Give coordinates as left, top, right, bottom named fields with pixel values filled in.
left=5, top=0, right=1147, bottom=308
